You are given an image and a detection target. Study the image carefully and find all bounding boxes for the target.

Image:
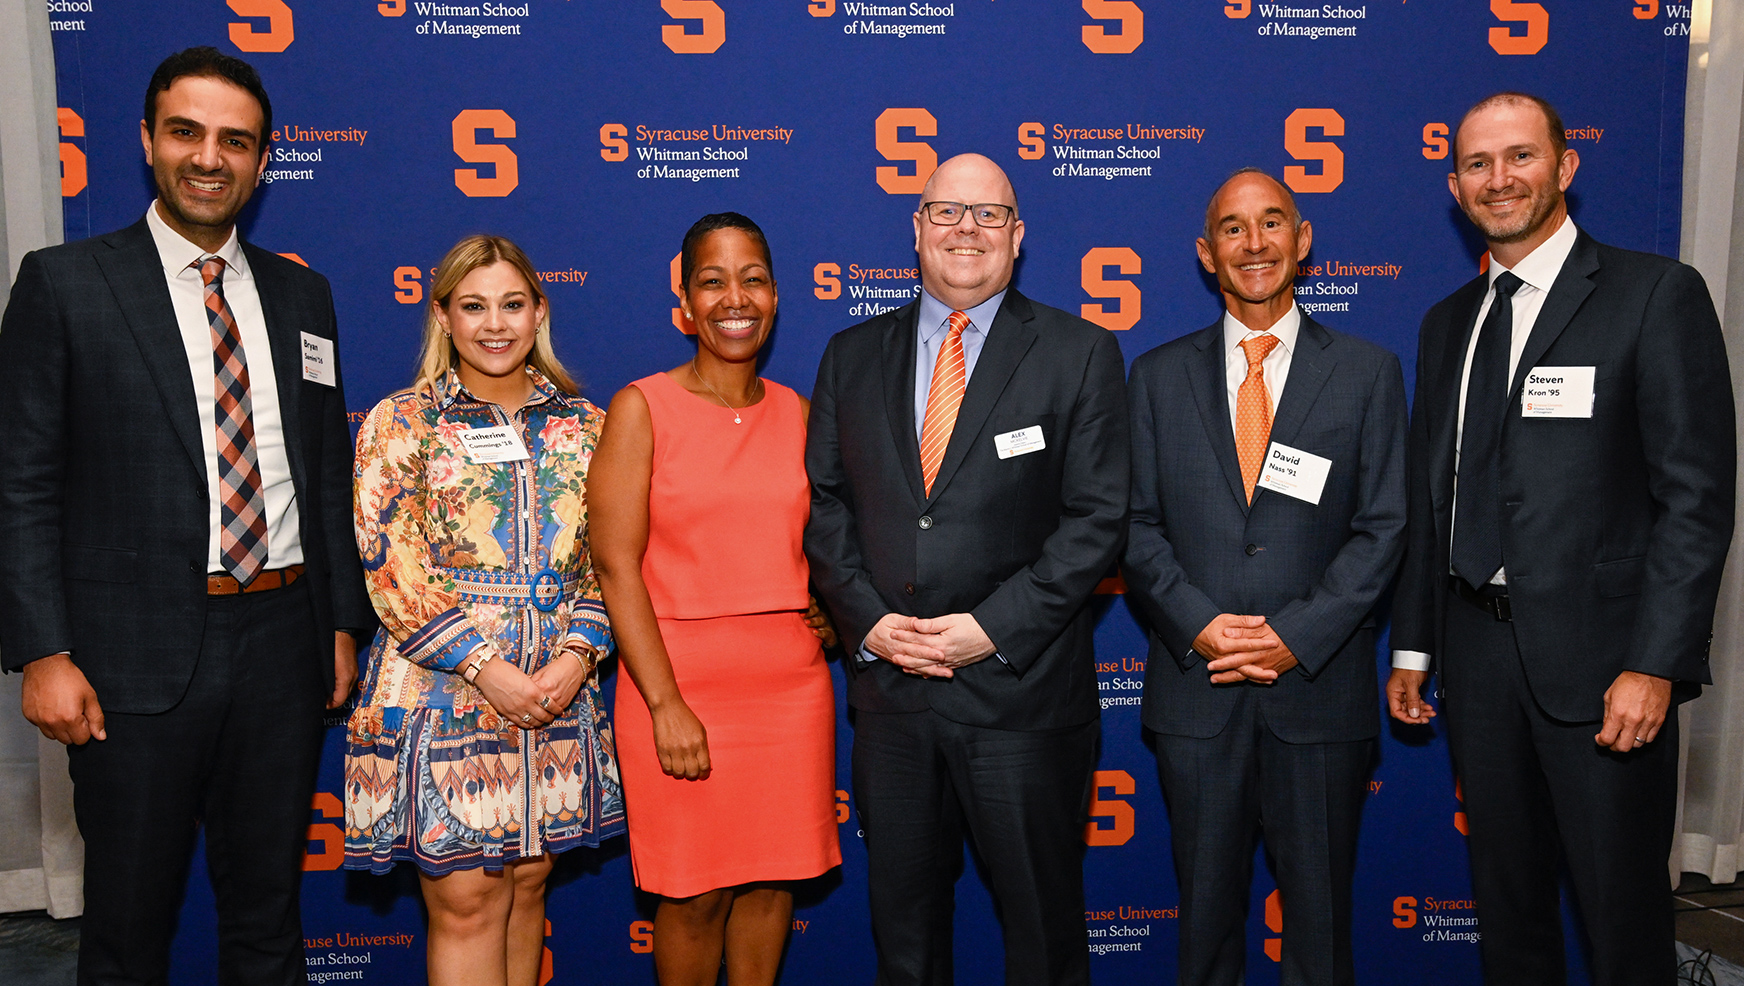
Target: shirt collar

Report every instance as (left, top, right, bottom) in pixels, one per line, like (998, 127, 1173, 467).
(1489, 215, 1577, 295)
(1221, 302, 1301, 357)
(917, 287, 1007, 346)
(434, 364, 569, 412)
(145, 201, 248, 280)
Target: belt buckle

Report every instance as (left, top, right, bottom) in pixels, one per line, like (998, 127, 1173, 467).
(531, 569, 563, 612)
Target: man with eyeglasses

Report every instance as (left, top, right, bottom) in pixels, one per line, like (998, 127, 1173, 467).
(806, 152, 1129, 985)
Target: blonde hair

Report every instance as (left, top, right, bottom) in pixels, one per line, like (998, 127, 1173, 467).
(412, 234, 577, 395)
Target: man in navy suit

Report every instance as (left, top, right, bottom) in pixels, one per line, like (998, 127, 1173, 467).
(1124, 168, 1407, 986)
(806, 153, 1129, 986)
(0, 49, 371, 986)
(1388, 92, 1733, 986)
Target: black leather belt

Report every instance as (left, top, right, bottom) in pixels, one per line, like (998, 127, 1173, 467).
(1450, 576, 1511, 621)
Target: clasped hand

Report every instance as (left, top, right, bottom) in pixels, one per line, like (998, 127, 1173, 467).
(472, 647, 588, 730)
(866, 612, 995, 679)
(1196, 614, 1297, 684)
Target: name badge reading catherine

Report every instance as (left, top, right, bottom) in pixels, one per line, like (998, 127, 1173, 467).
(300, 332, 337, 387)
(1256, 442, 1332, 505)
(456, 426, 531, 463)
(994, 426, 1046, 459)
(1521, 366, 1595, 418)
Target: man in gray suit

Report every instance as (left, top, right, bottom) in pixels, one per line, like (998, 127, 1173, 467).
(1124, 169, 1407, 986)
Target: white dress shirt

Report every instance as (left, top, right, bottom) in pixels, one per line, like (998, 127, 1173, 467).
(1392, 216, 1579, 672)
(145, 203, 303, 573)
(1222, 302, 1301, 434)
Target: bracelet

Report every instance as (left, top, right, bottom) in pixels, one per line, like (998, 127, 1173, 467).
(461, 652, 493, 684)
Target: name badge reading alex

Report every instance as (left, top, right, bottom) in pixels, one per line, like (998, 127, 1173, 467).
(300, 332, 337, 387)
(456, 426, 531, 463)
(994, 425, 1046, 459)
(1255, 442, 1332, 505)
(1521, 366, 1595, 418)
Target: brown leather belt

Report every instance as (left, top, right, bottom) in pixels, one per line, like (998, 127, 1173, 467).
(208, 564, 304, 596)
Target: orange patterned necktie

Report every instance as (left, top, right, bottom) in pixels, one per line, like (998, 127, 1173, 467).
(918, 310, 971, 497)
(1235, 332, 1281, 504)
(196, 256, 268, 583)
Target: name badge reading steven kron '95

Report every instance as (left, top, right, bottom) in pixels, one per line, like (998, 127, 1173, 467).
(1521, 366, 1595, 418)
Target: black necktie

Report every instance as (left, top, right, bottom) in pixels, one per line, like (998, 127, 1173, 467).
(1452, 271, 1525, 590)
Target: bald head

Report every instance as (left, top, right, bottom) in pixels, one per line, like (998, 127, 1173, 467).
(912, 152, 1026, 311)
(919, 153, 1019, 215)
(1203, 167, 1300, 241)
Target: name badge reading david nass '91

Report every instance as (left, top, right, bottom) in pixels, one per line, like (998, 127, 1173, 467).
(994, 425, 1047, 459)
(1256, 442, 1332, 505)
(456, 425, 531, 463)
(1521, 366, 1595, 418)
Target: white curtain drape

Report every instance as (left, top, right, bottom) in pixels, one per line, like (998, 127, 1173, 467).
(1675, 0, 1744, 886)
(0, 0, 82, 918)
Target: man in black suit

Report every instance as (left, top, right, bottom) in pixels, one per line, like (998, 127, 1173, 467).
(805, 153, 1129, 986)
(1124, 169, 1407, 986)
(1387, 92, 1734, 986)
(0, 49, 372, 986)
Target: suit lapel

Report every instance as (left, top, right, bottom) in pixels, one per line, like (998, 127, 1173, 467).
(1266, 316, 1335, 450)
(1429, 274, 1490, 509)
(1508, 231, 1600, 402)
(247, 244, 309, 495)
(94, 220, 206, 481)
(881, 300, 926, 505)
(1183, 322, 1250, 513)
(924, 290, 1037, 506)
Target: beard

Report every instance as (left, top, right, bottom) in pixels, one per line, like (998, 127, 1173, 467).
(1463, 165, 1563, 244)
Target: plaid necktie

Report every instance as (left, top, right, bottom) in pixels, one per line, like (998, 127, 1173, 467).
(196, 257, 268, 583)
(918, 310, 971, 497)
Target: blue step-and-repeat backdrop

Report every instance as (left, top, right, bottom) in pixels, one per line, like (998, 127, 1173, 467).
(44, 1, 1696, 983)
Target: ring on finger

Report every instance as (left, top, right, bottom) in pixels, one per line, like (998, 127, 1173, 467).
(539, 695, 552, 710)
(521, 713, 532, 724)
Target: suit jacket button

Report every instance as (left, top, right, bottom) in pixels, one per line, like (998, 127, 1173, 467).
(918, 515, 933, 530)
(905, 582, 915, 595)
(1245, 543, 1259, 556)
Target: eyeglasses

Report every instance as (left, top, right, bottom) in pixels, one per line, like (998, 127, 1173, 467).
(920, 201, 1017, 228)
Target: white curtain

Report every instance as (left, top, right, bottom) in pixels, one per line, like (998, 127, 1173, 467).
(1676, 0, 1744, 886)
(0, 0, 82, 918)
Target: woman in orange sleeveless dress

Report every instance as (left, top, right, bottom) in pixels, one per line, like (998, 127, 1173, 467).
(590, 213, 841, 986)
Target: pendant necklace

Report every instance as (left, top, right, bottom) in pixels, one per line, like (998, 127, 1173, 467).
(691, 359, 760, 425)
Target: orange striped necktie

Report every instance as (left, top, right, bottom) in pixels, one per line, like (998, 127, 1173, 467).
(918, 310, 971, 497)
(1235, 332, 1281, 504)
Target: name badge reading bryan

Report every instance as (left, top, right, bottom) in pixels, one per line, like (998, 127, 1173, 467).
(1255, 442, 1332, 505)
(994, 425, 1046, 459)
(1521, 366, 1595, 418)
(300, 332, 337, 387)
(456, 425, 531, 463)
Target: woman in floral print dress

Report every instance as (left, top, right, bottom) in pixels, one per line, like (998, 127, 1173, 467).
(344, 235, 624, 986)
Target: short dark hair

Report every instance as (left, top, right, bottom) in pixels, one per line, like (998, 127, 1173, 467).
(143, 47, 272, 145)
(679, 212, 773, 289)
(1456, 91, 1566, 160)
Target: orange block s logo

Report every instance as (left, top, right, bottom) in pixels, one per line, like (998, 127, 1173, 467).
(1080, 248, 1141, 332)
(1634, 0, 1658, 17)
(1393, 896, 1419, 928)
(1283, 108, 1344, 194)
(1226, 0, 1250, 16)
(1422, 123, 1450, 161)
(379, 0, 406, 14)
(227, 0, 294, 53)
(394, 266, 424, 304)
(1017, 123, 1046, 161)
(810, 0, 836, 14)
(1263, 890, 1282, 961)
(600, 124, 630, 162)
(57, 108, 86, 198)
(874, 108, 938, 195)
(1488, 0, 1548, 55)
(1081, 0, 1143, 53)
(452, 110, 518, 197)
(662, 0, 726, 54)
(814, 263, 842, 300)
(302, 792, 343, 871)
(1083, 770, 1135, 846)
(629, 920, 655, 953)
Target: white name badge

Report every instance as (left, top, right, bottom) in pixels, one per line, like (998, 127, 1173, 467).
(299, 332, 337, 387)
(1521, 366, 1596, 418)
(1256, 442, 1332, 505)
(994, 425, 1047, 459)
(456, 425, 531, 463)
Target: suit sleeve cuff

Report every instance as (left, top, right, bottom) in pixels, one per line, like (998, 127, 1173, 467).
(1391, 649, 1432, 671)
